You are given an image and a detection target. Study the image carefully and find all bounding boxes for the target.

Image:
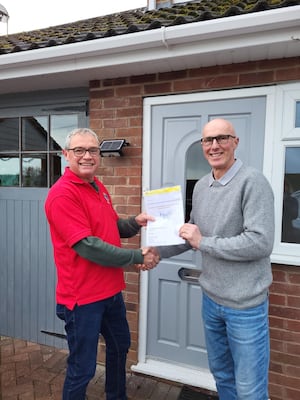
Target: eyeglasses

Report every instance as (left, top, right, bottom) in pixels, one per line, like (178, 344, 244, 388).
(200, 134, 236, 147)
(67, 147, 100, 157)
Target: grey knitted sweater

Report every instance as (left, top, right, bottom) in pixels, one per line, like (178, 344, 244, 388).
(157, 161, 275, 309)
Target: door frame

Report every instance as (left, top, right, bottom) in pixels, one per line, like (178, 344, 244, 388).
(131, 86, 276, 389)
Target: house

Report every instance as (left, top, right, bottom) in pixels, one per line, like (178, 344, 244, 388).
(0, 0, 300, 398)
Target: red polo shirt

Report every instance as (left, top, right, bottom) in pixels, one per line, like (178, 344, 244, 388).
(45, 167, 125, 310)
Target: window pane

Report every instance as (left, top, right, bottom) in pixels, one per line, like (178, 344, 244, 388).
(282, 147, 300, 243)
(0, 156, 20, 186)
(296, 102, 300, 128)
(50, 114, 80, 150)
(22, 117, 48, 151)
(22, 155, 47, 187)
(0, 118, 19, 151)
(50, 152, 67, 186)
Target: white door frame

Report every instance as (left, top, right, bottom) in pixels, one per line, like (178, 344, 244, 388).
(132, 86, 276, 390)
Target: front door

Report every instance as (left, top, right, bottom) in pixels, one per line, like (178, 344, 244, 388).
(146, 96, 266, 373)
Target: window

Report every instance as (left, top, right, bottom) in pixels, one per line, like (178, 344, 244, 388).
(270, 83, 300, 266)
(282, 147, 300, 244)
(0, 110, 87, 187)
(296, 101, 300, 128)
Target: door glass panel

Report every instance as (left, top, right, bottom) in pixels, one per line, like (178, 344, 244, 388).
(22, 155, 47, 187)
(185, 141, 211, 221)
(0, 156, 20, 186)
(0, 118, 19, 151)
(282, 147, 300, 243)
(22, 117, 48, 151)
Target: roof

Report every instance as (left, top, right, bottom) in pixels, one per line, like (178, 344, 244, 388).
(0, 0, 299, 96)
(0, 0, 298, 55)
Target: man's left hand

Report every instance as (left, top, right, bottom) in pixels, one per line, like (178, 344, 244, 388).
(179, 223, 202, 249)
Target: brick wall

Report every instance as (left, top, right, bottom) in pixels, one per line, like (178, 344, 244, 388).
(89, 56, 300, 399)
(269, 265, 300, 400)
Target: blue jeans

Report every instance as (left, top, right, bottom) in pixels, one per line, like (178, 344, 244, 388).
(202, 292, 270, 400)
(56, 292, 130, 400)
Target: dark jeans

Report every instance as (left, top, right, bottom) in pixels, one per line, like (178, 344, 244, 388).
(56, 292, 130, 400)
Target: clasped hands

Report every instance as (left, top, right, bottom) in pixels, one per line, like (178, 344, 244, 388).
(135, 218, 202, 272)
(136, 247, 160, 271)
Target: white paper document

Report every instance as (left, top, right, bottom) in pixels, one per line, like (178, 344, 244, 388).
(143, 185, 185, 246)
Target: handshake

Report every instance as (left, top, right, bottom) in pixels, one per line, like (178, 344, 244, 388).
(134, 221, 202, 272)
(136, 247, 161, 271)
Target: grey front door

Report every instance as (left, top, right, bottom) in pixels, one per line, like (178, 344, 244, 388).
(146, 96, 266, 369)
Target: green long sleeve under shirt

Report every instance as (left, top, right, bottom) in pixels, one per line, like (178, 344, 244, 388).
(73, 216, 144, 267)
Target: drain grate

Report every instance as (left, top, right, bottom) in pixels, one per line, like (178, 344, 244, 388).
(178, 386, 219, 400)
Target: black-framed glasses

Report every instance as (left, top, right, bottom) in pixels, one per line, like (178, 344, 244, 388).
(67, 147, 100, 157)
(200, 134, 236, 147)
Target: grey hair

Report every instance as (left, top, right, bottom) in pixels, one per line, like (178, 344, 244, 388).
(64, 128, 100, 149)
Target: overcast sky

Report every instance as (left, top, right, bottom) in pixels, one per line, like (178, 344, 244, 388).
(0, 0, 146, 35)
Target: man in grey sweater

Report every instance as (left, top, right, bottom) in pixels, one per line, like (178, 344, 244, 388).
(151, 118, 274, 400)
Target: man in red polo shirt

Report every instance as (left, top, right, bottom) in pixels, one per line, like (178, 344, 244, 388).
(45, 128, 158, 400)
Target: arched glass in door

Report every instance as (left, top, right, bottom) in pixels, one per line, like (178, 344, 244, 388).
(185, 141, 210, 221)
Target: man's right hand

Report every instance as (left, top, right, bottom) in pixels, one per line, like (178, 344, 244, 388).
(136, 247, 160, 271)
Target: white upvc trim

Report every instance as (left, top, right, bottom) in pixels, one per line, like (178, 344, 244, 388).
(131, 359, 216, 391)
(142, 86, 276, 106)
(270, 83, 300, 264)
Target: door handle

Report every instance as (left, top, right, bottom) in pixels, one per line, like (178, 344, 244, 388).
(178, 267, 201, 283)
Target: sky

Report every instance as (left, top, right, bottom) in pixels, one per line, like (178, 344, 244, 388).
(0, 0, 147, 35)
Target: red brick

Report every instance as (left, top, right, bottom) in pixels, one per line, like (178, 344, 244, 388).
(130, 74, 156, 84)
(276, 67, 300, 82)
(269, 293, 286, 306)
(158, 70, 187, 80)
(103, 77, 128, 86)
(288, 272, 300, 285)
(239, 71, 275, 85)
(116, 85, 142, 96)
(103, 118, 128, 128)
(116, 107, 142, 118)
(287, 296, 300, 308)
(144, 82, 172, 94)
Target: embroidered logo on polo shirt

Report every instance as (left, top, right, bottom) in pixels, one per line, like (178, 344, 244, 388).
(103, 193, 110, 204)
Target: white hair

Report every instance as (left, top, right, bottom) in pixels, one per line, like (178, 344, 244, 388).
(65, 128, 100, 149)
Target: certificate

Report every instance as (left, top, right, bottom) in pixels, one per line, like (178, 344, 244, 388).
(143, 185, 185, 246)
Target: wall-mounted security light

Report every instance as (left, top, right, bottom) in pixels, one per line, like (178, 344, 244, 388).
(99, 139, 129, 157)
